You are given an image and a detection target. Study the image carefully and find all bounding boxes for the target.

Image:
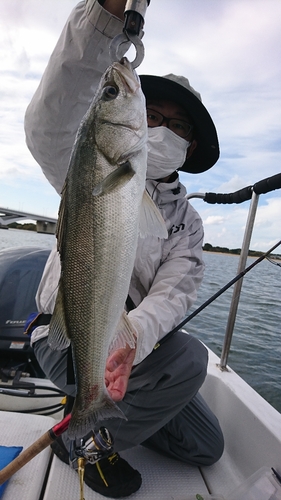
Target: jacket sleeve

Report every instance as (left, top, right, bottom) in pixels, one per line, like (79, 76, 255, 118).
(24, 0, 124, 194)
(128, 206, 205, 365)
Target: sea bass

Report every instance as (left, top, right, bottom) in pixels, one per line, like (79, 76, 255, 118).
(48, 58, 167, 439)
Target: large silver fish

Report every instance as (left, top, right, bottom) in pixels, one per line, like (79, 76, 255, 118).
(48, 58, 167, 439)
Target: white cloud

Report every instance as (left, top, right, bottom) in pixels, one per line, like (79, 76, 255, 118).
(217, 175, 247, 193)
(204, 215, 225, 226)
(255, 198, 281, 228)
(0, 0, 280, 252)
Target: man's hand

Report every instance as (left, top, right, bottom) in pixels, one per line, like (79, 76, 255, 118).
(102, 0, 127, 20)
(105, 344, 136, 401)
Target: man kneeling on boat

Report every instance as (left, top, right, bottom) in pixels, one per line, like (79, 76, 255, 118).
(24, 0, 224, 497)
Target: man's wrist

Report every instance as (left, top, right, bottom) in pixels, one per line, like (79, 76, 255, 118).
(100, 0, 126, 20)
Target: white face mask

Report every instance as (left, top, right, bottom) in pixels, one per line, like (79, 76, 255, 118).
(146, 127, 191, 180)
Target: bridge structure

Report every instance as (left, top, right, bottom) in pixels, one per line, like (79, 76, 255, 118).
(0, 207, 57, 234)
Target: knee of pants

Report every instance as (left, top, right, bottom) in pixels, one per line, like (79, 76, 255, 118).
(142, 411, 224, 467)
(200, 425, 225, 466)
(151, 392, 225, 467)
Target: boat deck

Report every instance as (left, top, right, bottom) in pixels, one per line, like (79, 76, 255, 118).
(0, 409, 217, 499)
(1, 349, 281, 499)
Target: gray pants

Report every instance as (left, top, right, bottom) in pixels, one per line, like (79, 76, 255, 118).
(33, 331, 224, 466)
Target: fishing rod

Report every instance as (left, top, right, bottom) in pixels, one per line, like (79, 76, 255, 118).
(0, 414, 70, 486)
(154, 239, 281, 349)
(0, 413, 113, 488)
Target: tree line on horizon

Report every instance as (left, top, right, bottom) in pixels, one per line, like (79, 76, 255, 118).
(203, 242, 281, 259)
(5, 222, 281, 259)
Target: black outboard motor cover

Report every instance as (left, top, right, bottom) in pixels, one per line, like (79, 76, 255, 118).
(0, 247, 50, 357)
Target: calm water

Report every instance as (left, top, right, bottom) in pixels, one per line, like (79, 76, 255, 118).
(186, 251, 281, 413)
(0, 228, 55, 251)
(1, 229, 280, 412)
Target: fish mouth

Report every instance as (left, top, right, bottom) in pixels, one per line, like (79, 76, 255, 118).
(112, 57, 141, 95)
(99, 119, 148, 147)
(100, 120, 142, 132)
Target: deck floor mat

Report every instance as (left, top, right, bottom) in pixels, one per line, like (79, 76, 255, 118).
(0, 411, 55, 500)
(44, 445, 209, 499)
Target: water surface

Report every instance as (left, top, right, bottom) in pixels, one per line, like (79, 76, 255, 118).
(1, 229, 280, 412)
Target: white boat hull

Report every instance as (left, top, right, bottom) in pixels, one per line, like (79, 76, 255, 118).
(1, 347, 281, 499)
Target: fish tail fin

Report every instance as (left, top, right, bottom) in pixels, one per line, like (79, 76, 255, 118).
(68, 394, 126, 440)
(139, 190, 168, 239)
(48, 285, 71, 350)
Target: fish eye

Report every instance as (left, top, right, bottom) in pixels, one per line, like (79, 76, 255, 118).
(102, 85, 118, 101)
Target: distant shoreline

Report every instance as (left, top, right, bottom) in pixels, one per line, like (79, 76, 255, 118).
(203, 243, 281, 260)
(203, 251, 261, 259)
(3, 223, 281, 260)
(204, 250, 240, 257)
(203, 249, 281, 260)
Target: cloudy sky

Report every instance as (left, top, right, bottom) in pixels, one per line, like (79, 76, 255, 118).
(1, 0, 281, 253)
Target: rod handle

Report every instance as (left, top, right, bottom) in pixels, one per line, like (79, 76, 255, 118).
(0, 430, 53, 485)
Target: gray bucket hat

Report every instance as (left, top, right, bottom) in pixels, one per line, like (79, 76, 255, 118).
(139, 73, 219, 174)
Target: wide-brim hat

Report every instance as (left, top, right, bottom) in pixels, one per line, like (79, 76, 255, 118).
(139, 74, 219, 174)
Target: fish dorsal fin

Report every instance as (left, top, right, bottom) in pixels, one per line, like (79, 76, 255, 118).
(56, 181, 68, 258)
(139, 190, 168, 239)
(108, 311, 136, 355)
(48, 284, 71, 350)
(92, 161, 135, 196)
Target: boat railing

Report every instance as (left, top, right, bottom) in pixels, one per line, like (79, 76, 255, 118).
(186, 172, 281, 370)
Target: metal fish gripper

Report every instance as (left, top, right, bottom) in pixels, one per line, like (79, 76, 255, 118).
(110, 0, 149, 68)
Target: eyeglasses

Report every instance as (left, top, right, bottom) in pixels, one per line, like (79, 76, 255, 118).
(146, 108, 194, 139)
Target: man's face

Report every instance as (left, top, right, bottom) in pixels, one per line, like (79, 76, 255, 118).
(146, 99, 194, 142)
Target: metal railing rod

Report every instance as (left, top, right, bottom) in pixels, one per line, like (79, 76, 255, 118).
(219, 190, 260, 369)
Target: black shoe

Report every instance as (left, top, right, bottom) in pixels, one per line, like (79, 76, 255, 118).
(50, 435, 69, 465)
(51, 436, 142, 498)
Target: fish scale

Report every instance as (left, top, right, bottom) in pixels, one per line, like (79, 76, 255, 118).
(48, 58, 167, 439)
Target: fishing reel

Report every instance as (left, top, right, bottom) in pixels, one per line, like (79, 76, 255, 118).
(69, 427, 114, 470)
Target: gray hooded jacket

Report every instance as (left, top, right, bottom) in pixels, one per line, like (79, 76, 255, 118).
(24, 0, 205, 364)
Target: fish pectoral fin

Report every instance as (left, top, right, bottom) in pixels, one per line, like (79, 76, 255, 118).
(109, 311, 136, 355)
(48, 285, 71, 350)
(139, 190, 168, 239)
(92, 161, 135, 196)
